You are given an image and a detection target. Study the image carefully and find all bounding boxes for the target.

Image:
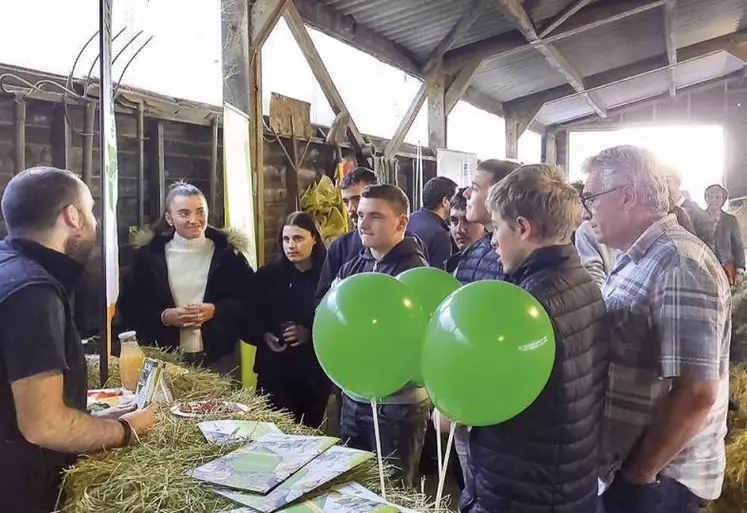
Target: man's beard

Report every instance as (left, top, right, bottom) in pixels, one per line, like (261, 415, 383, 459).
(64, 218, 97, 264)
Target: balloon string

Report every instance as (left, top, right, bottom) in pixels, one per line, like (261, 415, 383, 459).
(371, 398, 387, 501)
(435, 422, 456, 508)
(434, 409, 443, 484)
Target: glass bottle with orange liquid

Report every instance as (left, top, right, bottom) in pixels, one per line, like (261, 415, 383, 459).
(119, 331, 145, 391)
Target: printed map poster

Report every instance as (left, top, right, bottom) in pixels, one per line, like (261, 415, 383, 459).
(190, 434, 338, 494)
(198, 420, 282, 445)
(215, 446, 374, 513)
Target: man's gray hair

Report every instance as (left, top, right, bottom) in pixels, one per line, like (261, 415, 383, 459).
(486, 164, 581, 242)
(582, 145, 669, 215)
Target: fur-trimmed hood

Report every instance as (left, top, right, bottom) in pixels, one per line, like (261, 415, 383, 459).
(130, 226, 251, 255)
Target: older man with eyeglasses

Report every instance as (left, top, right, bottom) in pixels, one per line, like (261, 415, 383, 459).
(584, 145, 731, 513)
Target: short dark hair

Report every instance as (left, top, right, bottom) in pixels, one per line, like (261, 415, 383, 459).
(1, 166, 83, 235)
(705, 183, 728, 201)
(451, 187, 468, 211)
(340, 167, 377, 190)
(570, 181, 585, 197)
(360, 184, 410, 216)
(422, 176, 458, 210)
(278, 211, 327, 271)
(477, 159, 521, 185)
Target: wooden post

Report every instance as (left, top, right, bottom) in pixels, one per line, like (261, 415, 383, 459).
(428, 70, 447, 149)
(52, 104, 71, 171)
(136, 102, 146, 226)
(13, 95, 26, 174)
(209, 115, 220, 225)
(506, 119, 519, 160)
(155, 121, 165, 213)
(250, 52, 265, 264)
(543, 131, 557, 165)
(82, 102, 96, 186)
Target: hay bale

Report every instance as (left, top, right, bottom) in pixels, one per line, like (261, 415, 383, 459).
(69, 349, 440, 513)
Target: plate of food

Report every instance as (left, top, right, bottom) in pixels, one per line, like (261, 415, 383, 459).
(170, 399, 250, 418)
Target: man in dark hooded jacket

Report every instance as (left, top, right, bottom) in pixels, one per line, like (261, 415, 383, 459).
(335, 184, 430, 488)
(461, 164, 607, 513)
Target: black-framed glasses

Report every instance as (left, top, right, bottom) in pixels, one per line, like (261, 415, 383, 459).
(580, 186, 626, 215)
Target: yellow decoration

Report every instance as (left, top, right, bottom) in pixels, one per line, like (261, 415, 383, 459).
(300, 175, 349, 245)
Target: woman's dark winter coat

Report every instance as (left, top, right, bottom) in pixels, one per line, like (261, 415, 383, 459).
(117, 227, 255, 363)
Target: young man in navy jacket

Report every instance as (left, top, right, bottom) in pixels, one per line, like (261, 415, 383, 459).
(408, 176, 458, 269)
(335, 184, 430, 488)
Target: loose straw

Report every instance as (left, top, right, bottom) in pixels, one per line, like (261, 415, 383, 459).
(371, 398, 387, 501)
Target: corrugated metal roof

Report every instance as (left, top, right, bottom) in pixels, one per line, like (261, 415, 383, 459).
(536, 94, 595, 125)
(675, 51, 745, 89)
(674, 0, 747, 48)
(594, 70, 670, 109)
(313, 0, 747, 127)
(472, 50, 568, 102)
(554, 12, 666, 77)
(321, 0, 514, 60)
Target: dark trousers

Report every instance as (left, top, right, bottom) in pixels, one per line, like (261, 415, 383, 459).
(341, 394, 429, 488)
(600, 475, 706, 513)
(258, 374, 331, 429)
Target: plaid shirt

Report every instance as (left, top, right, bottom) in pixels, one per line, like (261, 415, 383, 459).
(601, 214, 731, 500)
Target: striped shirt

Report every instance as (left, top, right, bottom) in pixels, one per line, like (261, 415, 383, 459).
(600, 214, 731, 500)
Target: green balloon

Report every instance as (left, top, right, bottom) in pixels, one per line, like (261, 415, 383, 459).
(396, 267, 461, 385)
(396, 267, 461, 319)
(314, 273, 428, 400)
(422, 280, 555, 427)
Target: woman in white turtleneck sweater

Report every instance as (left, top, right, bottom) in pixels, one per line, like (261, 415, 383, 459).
(118, 182, 256, 373)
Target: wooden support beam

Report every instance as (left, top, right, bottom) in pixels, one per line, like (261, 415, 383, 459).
(421, 0, 485, 75)
(250, 52, 266, 265)
(384, 68, 441, 159)
(82, 102, 96, 186)
(209, 115, 219, 225)
(291, 0, 502, 121)
(538, 0, 593, 38)
(508, 30, 747, 114)
(136, 102, 145, 226)
(493, 0, 607, 118)
(428, 70, 447, 149)
(153, 121, 166, 215)
(727, 40, 747, 64)
(445, 58, 483, 114)
(13, 95, 25, 174)
(251, 0, 288, 49)
(222, 0, 251, 114)
(51, 104, 71, 171)
(284, 1, 366, 152)
(663, 0, 677, 97)
(543, 131, 557, 165)
(444, 0, 664, 72)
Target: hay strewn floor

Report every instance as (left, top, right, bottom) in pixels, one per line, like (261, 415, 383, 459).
(68, 349, 440, 513)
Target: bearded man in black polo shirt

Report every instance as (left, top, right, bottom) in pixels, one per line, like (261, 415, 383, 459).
(0, 167, 156, 513)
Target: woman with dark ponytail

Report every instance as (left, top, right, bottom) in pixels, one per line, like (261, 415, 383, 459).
(118, 182, 255, 373)
(253, 211, 330, 428)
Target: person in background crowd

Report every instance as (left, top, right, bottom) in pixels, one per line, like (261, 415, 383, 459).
(118, 182, 254, 374)
(705, 183, 745, 286)
(461, 164, 607, 513)
(663, 165, 713, 247)
(446, 187, 486, 273)
(408, 176, 458, 269)
(456, 159, 521, 284)
(253, 212, 330, 428)
(0, 167, 156, 513)
(316, 168, 427, 302)
(584, 146, 730, 513)
(336, 184, 429, 487)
